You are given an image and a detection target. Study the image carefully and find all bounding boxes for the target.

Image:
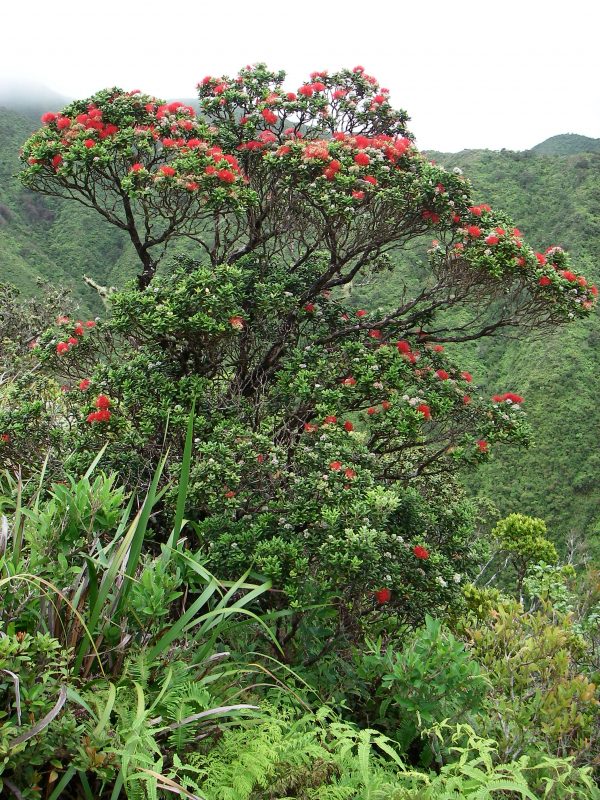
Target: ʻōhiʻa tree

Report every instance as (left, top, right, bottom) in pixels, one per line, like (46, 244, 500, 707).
(12, 65, 596, 650)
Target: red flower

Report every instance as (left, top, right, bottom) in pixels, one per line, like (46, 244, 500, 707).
(41, 112, 57, 124)
(78, 379, 91, 391)
(323, 415, 337, 424)
(461, 371, 473, 383)
(286, 92, 297, 101)
(342, 376, 357, 386)
(476, 440, 488, 453)
(311, 81, 326, 92)
(417, 403, 431, 420)
(463, 395, 472, 405)
(536, 253, 547, 265)
(304, 422, 318, 433)
(87, 409, 111, 423)
(229, 315, 244, 330)
(224, 490, 236, 498)
(367, 407, 378, 415)
(67, 336, 78, 346)
(303, 303, 315, 313)
(397, 340, 411, 354)
(492, 392, 524, 404)
(354, 152, 370, 166)
(130, 163, 144, 172)
(363, 175, 377, 186)
(1, 434, 11, 443)
(433, 344, 444, 352)
(539, 276, 551, 287)
(84, 139, 96, 148)
(159, 165, 176, 177)
(466, 225, 481, 238)
(329, 460, 342, 471)
(261, 108, 278, 125)
(51, 154, 63, 170)
(352, 190, 365, 200)
(375, 587, 391, 604)
(217, 168, 235, 183)
(257, 453, 264, 463)
(590, 285, 598, 297)
(484, 234, 499, 245)
(344, 421, 354, 432)
(95, 394, 111, 409)
(56, 342, 69, 355)
(298, 85, 314, 97)
(344, 468, 356, 479)
(356, 309, 367, 318)
(381, 400, 391, 410)
(74, 323, 84, 336)
(435, 369, 449, 380)
(413, 545, 430, 560)
(86, 320, 96, 328)
(559, 270, 577, 282)
(369, 329, 381, 339)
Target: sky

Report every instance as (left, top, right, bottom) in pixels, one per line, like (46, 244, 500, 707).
(1, 0, 599, 152)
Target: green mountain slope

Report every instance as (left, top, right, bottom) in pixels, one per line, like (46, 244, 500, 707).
(0, 107, 139, 312)
(425, 148, 600, 555)
(531, 133, 600, 156)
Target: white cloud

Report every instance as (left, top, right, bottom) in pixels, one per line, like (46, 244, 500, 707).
(2, 0, 599, 151)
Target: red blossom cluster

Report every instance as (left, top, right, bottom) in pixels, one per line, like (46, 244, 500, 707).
(492, 392, 524, 404)
(327, 462, 356, 479)
(413, 545, 430, 560)
(35, 93, 247, 193)
(374, 587, 391, 604)
(417, 403, 431, 420)
(55, 319, 96, 354)
(86, 394, 111, 424)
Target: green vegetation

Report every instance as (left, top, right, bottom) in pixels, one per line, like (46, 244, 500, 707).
(530, 134, 600, 156)
(0, 65, 599, 798)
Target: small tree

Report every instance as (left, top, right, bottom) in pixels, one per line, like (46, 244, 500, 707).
(10, 65, 596, 651)
(492, 513, 558, 600)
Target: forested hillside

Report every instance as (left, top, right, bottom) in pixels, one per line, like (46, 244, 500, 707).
(0, 107, 137, 310)
(1, 101, 599, 553)
(429, 148, 600, 556)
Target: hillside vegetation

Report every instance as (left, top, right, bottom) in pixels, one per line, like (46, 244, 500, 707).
(428, 147, 600, 556)
(531, 133, 600, 156)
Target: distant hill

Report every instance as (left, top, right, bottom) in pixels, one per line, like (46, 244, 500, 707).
(530, 133, 600, 156)
(0, 81, 71, 122)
